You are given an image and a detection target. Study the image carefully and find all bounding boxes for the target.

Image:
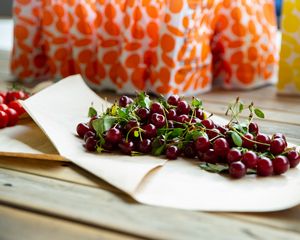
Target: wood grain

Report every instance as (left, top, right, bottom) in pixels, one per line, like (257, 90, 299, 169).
(0, 205, 141, 240)
(0, 168, 300, 240)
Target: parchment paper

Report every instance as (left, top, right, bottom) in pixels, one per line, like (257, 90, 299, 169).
(17, 75, 300, 211)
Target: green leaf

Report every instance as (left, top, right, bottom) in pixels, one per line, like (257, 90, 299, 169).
(191, 130, 205, 141)
(199, 163, 229, 174)
(88, 106, 97, 117)
(168, 128, 184, 139)
(231, 132, 243, 147)
(137, 92, 151, 109)
(92, 115, 116, 135)
(192, 98, 203, 108)
(151, 138, 166, 156)
(254, 108, 265, 119)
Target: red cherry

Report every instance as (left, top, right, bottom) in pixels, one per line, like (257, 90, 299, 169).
(5, 108, 19, 126)
(191, 117, 201, 124)
(195, 136, 210, 153)
(270, 138, 286, 155)
(176, 100, 190, 115)
(142, 124, 157, 138)
(8, 100, 26, 115)
(207, 128, 220, 140)
(119, 95, 133, 107)
(0, 110, 9, 128)
(213, 138, 230, 157)
(286, 150, 300, 168)
(242, 133, 255, 149)
(85, 137, 98, 152)
(0, 103, 8, 112)
(227, 148, 242, 164)
(167, 95, 180, 106)
(76, 123, 90, 138)
(6, 91, 26, 103)
(257, 157, 273, 177)
(166, 145, 179, 160)
(139, 139, 152, 153)
(177, 114, 189, 123)
(105, 128, 122, 144)
(241, 151, 258, 169)
(0, 96, 4, 104)
(151, 113, 166, 128)
(84, 131, 96, 142)
(150, 102, 164, 115)
(195, 108, 205, 120)
(273, 155, 290, 175)
(0, 92, 6, 100)
(201, 119, 214, 129)
(229, 162, 246, 179)
(136, 108, 149, 121)
(256, 133, 271, 152)
(249, 122, 259, 135)
(202, 149, 218, 164)
(166, 108, 177, 120)
(118, 140, 134, 155)
(183, 142, 196, 158)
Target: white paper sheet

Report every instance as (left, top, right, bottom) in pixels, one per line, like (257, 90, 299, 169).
(18, 75, 300, 211)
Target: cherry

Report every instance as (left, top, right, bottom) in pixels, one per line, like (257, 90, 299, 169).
(150, 102, 164, 115)
(0, 110, 9, 128)
(166, 108, 177, 120)
(249, 122, 259, 135)
(195, 108, 205, 120)
(241, 151, 258, 169)
(270, 138, 286, 155)
(76, 123, 90, 138)
(102, 141, 114, 151)
(202, 149, 218, 164)
(136, 108, 150, 121)
(227, 148, 242, 163)
(167, 120, 175, 129)
(273, 155, 290, 175)
(176, 100, 190, 115)
(118, 140, 134, 155)
(0, 92, 6, 100)
(5, 108, 19, 127)
(273, 133, 287, 147)
(191, 117, 201, 124)
(216, 125, 227, 135)
(201, 119, 214, 129)
(195, 136, 210, 153)
(139, 139, 152, 153)
(207, 128, 220, 140)
(256, 133, 271, 152)
(0, 103, 8, 112)
(286, 150, 300, 168)
(166, 145, 179, 160)
(84, 131, 96, 142)
(6, 91, 25, 103)
(177, 114, 189, 123)
(257, 157, 273, 176)
(105, 128, 122, 144)
(151, 113, 166, 128)
(119, 95, 133, 107)
(142, 124, 157, 138)
(85, 136, 98, 152)
(8, 100, 25, 115)
(167, 95, 180, 106)
(242, 133, 255, 149)
(183, 142, 197, 158)
(229, 162, 246, 179)
(125, 120, 139, 132)
(213, 138, 230, 157)
(0, 96, 4, 104)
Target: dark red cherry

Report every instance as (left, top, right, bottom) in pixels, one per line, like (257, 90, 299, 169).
(167, 95, 180, 106)
(77, 123, 90, 138)
(241, 151, 258, 169)
(136, 108, 150, 121)
(286, 150, 300, 168)
(213, 138, 230, 157)
(201, 119, 214, 129)
(229, 162, 246, 179)
(150, 102, 164, 115)
(176, 100, 190, 115)
(273, 155, 290, 175)
(270, 138, 286, 155)
(202, 149, 218, 164)
(167, 108, 177, 120)
(119, 95, 133, 107)
(242, 133, 255, 149)
(142, 124, 157, 138)
(177, 114, 189, 123)
(256, 133, 271, 152)
(105, 128, 122, 144)
(151, 113, 166, 128)
(249, 122, 259, 135)
(84, 131, 96, 142)
(195, 108, 205, 120)
(195, 136, 210, 153)
(207, 128, 220, 140)
(139, 139, 152, 153)
(166, 145, 179, 160)
(183, 142, 196, 158)
(85, 137, 98, 152)
(118, 140, 134, 155)
(227, 148, 242, 164)
(257, 157, 273, 177)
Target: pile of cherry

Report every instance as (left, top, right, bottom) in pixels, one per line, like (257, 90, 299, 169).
(76, 94, 300, 179)
(0, 90, 29, 128)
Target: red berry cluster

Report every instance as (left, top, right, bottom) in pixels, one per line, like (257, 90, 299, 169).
(76, 93, 300, 179)
(0, 90, 29, 128)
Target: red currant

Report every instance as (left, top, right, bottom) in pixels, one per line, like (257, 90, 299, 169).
(229, 162, 246, 179)
(273, 155, 289, 175)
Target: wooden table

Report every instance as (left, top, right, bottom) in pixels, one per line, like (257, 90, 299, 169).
(1, 49, 300, 240)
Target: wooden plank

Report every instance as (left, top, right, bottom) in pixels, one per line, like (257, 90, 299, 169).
(0, 168, 300, 240)
(0, 205, 141, 240)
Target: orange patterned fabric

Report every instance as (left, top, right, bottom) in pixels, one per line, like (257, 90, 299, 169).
(11, 0, 278, 95)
